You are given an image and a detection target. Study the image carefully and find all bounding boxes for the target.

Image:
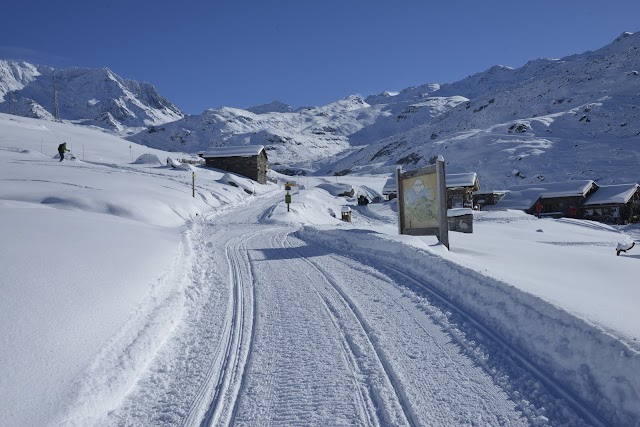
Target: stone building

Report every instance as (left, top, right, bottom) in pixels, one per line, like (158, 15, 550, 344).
(201, 145, 268, 184)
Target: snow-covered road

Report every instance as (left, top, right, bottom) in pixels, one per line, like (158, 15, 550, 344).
(88, 194, 599, 427)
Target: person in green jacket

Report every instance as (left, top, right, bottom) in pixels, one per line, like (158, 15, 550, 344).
(58, 142, 69, 162)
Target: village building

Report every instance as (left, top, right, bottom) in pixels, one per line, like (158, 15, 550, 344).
(382, 177, 397, 200)
(472, 191, 507, 209)
(582, 183, 640, 224)
(382, 172, 479, 206)
(201, 145, 268, 184)
(446, 172, 479, 208)
(486, 180, 598, 217)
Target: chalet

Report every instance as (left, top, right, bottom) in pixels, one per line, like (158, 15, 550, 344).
(486, 180, 598, 217)
(201, 145, 268, 184)
(582, 183, 640, 224)
(382, 177, 397, 200)
(446, 172, 479, 208)
(472, 191, 506, 209)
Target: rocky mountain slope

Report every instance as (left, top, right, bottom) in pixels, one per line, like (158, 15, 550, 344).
(334, 31, 640, 189)
(127, 95, 386, 168)
(125, 32, 640, 189)
(0, 61, 183, 133)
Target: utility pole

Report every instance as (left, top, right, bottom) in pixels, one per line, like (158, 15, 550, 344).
(10, 93, 16, 116)
(52, 75, 60, 121)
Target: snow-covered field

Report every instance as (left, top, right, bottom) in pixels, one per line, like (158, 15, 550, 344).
(1, 113, 639, 426)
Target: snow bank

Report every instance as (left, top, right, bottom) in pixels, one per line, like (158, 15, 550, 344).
(216, 172, 278, 196)
(133, 153, 161, 165)
(317, 182, 354, 196)
(0, 114, 279, 426)
(166, 157, 196, 171)
(264, 187, 345, 226)
(0, 200, 185, 427)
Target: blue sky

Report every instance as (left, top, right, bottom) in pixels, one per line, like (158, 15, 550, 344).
(2, 1, 639, 114)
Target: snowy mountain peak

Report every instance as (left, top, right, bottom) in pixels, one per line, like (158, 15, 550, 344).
(615, 31, 635, 42)
(0, 60, 40, 101)
(0, 61, 184, 133)
(324, 95, 369, 111)
(246, 100, 293, 114)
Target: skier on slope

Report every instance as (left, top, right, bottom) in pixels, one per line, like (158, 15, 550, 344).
(58, 142, 69, 162)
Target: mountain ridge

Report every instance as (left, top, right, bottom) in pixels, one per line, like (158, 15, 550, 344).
(1, 32, 639, 189)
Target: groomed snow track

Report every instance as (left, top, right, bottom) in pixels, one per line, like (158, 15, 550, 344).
(97, 195, 629, 426)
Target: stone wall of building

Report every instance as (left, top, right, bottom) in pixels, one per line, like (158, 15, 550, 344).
(205, 152, 267, 184)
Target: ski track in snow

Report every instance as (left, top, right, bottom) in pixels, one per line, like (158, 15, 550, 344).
(88, 194, 599, 426)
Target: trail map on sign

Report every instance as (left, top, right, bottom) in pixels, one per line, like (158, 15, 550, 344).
(402, 174, 438, 228)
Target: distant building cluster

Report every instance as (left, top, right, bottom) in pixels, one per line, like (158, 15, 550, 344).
(384, 173, 640, 225)
(479, 180, 640, 224)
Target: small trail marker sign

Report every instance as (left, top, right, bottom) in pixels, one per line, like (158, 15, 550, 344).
(284, 182, 296, 212)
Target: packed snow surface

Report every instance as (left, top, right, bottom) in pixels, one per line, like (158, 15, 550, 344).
(1, 113, 639, 426)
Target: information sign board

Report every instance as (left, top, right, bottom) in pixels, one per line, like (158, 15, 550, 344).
(397, 156, 449, 249)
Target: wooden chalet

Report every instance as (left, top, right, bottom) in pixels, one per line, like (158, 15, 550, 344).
(582, 183, 640, 224)
(446, 172, 479, 209)
(486, 180, 599, 217)
(201, 145, 268, 184)
(530, 181, 598, 217)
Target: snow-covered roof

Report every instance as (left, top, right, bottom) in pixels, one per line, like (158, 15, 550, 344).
(446, 172, 478, 189)
(382, 177, 396, 194)
(202, 145, 265, 158)
(509, 180, 596, 198)
(485, 188, 542, 210)
(487, 180, 597, 211)
(583, 183, 640, 206)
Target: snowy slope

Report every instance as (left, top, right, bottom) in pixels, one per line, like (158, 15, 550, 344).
(126, 96, 383, 167)
(0, 60, 184, 132)
(0, 113, 277, 426)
